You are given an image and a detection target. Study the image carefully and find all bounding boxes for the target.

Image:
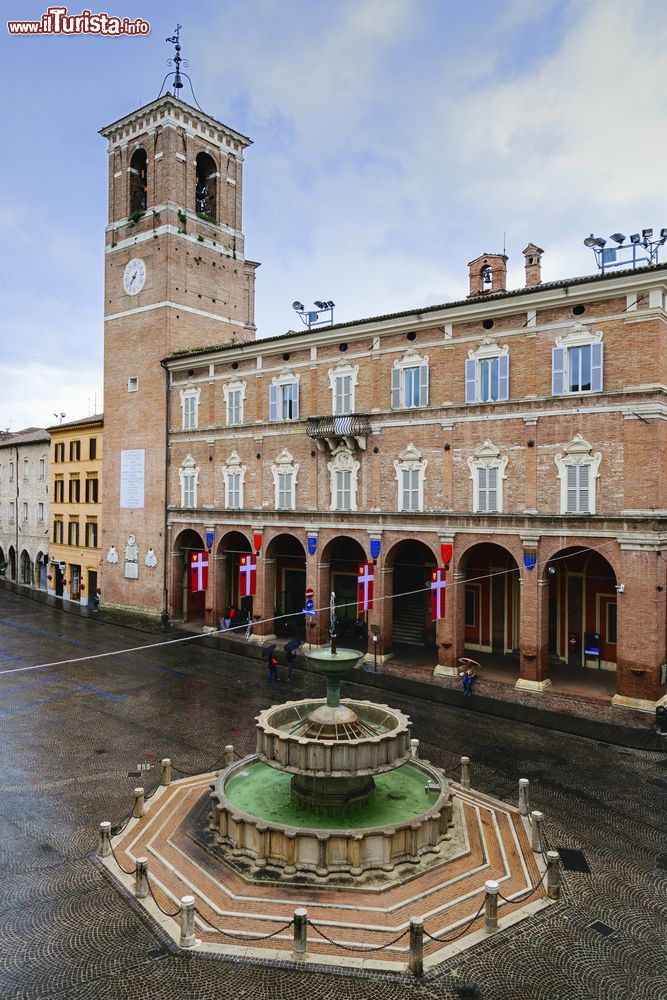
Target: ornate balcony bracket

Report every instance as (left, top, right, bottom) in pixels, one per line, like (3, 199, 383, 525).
(307, 414, 370, 453)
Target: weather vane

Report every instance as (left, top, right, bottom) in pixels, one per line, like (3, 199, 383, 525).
(158, 24, 204, 110)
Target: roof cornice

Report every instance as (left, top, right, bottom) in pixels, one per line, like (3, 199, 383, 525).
(99, 93, 252, 148)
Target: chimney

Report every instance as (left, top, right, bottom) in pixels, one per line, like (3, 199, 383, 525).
(468, 253, 508, 297)
(522, 244, 544, 286)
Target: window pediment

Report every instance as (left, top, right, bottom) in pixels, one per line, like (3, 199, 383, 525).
(468, 337, 508, 361)
(394, 350, 429, 370)
(555, 323, 603, 349)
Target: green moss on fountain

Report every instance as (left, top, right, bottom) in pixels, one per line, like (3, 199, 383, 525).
(225, 760, 433, 829)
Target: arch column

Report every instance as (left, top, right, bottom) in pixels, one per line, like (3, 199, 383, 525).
(437, 570, 465, 673)
(516, 570, 551, 691)
(312, 561, 330, 645)
(613, 546, 667, 711)
(205, 543, 217, 628)
(254, 557, 276, 637)
(367, 565, 393, 661)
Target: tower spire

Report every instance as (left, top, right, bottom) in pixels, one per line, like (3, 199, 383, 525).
(158, 24, 204, 110)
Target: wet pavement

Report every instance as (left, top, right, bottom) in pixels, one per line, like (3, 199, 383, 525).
(0, 587, 666, 999)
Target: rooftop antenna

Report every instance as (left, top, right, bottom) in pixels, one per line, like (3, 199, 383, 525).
(53, 412, 66, 425)
(503, 230, 506, 255)
(158, 24, 204, 111)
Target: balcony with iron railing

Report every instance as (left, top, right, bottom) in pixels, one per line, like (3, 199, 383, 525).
(306, 413, 371, 452)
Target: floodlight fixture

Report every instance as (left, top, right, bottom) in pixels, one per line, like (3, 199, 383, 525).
(610, 233, 626, 244)
(630, 233, 640, 244)
(642, 228, 653, 239)
(292, 301, 304, 311)
(313, 300, 327, 309)
(594, 237, 607, 248)
(291, 296, 335, 329)
(585, 224, 666, 272)
(583, 234, 598, 248)
(327, 300, 335, 308)
(660, 228, 667, 239)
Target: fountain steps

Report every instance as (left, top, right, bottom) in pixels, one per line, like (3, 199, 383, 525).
(103, 773, 549, 971)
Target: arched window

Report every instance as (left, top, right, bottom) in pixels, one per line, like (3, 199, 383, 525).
(129, 148, 147, 215)
(195, 152, 217, 220)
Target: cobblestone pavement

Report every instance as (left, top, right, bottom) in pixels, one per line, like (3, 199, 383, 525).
(0, 588, 665, 1000)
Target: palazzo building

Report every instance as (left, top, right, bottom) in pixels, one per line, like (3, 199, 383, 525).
(47, 415, 103, 606)
(0, 428, 50, 589)
(99, 85, 667, 717)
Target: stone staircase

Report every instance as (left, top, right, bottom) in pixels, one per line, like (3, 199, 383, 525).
(393, 593, 427, 645)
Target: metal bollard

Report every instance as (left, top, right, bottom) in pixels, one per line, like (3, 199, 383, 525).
(460, 756, 471, 789)
(133, 787, 145, 819)
(135, 857, 149, 899)
(223, 745, 234, 767)
(161, 758, 172, 786)
(97, 820, 112, 857)
(484, 880, 499, 933)
(530, 810, 544, 853)
(518, 778, 530, 816)
(410, 738, 420, 759)
(179, 895, 197, 948)
(293, 907, 308, 958)
(408, 917, 424, 977)
(546, 850, 561, 900)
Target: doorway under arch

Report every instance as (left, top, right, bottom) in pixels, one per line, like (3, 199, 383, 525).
(266, 533, 306, 637)
(217, 530, 253, 623)
(20, 550, 33, 586)
(545, 546, 617, 672)
(462, 543, 521, 662)
(172, 528, 207, 622)
(320, 536, 367, 637)
(386, 539, 437, 649)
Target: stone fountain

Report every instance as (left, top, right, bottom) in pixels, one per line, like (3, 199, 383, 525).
(210, 599, 452, 878)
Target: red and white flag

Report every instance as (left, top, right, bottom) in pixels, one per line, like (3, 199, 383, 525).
(191, 551, 209, 592)
(357, 562, 374, 614)
(431, 568, 446, 621)
(239, 554, 257, 597)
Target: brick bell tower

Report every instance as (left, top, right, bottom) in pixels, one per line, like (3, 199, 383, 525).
(99, 32, 257, 614)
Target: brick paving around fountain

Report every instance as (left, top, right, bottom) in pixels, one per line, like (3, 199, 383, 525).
(102, 770, 551, 973)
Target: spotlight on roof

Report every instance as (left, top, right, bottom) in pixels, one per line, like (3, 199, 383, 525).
(660, 228, 667, 239)
(594, 237, 607, 248)
(313, 300, 327, 309)
(292, 301, 304, 311)
(642, 228, 653, 239)
(327, 300, 335, 308)
(610, 233, 626, 244)
(583, 234, 598, 248)
(630, 233, 640, 244)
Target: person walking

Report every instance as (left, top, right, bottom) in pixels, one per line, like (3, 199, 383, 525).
(268, 650, 279, 684)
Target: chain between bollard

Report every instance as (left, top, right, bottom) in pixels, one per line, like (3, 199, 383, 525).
(110, 811, 133, 837)
(145, 873, 180, 917)
(496, 866, 548, 903)
(109, 840, 137, 876)
(308, 920, 408, 952)
(194, 906, 294, 941)
(422, 896, 486, 944)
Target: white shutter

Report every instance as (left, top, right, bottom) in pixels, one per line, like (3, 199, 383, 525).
(566, 465, 578, 513)
(552, 348, 566, 395)
(401, 469, 410, 510)
(411, 468, 420, 510)
(487, 467, 498, 512)
(465, 358, 477, 404)
(391, 367, 401, 409)
(478, 467, 487, 512)
(578, 464, 590, 512)
(292, 381, 299, 419)
(269, 383, 278, 421)
(590, 342, 603, 393)
(497, 353, 509, 401)
(420, 363, 429, 406)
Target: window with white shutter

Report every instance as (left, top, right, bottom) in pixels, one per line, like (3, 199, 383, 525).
(226, 472, 241, 509)
(468, 440, 507, 513)
(334, 374, 352, 415)
(555, 435, 600, 514)
(336, 470, 352, 509)
(224, 380, 246, 426)
(271, 448, 299, 510)
(552, 326, 604, 396)
(391, 354, 429, 409)
(269, 376, 300, 421)
(277, 472, 293, 509)
(394, 443, 427, 512)
(179, 454, 199, 509)
(180, 386, 200, 430)
(465, 342, 509, 404)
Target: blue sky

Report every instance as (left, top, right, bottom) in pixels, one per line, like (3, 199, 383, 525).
(2, 0, 666, 429)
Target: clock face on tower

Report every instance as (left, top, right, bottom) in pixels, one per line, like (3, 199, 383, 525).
(123, 258, 146, 296)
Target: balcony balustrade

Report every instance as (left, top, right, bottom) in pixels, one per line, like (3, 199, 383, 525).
(306, 413, 371, 452)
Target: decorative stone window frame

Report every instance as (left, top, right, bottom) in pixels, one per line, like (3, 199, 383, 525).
(554, 434, 601, 514)
(223, 379, 246, 426)
(467, 440, 508, 513)
(269, 371, 300, 422)
(391, 350, 429, 410)
(221, 451, 246, 510)
(552, 323, 603, 396)
(271, 448, 299, 510)
(465, 337, 509, 404)
(328, 444, 360, 511)
(180, 384, 201, 431)
(178, 453, 199, 509)
(393, 443, 428, 512)
(328, 363, 359, 416)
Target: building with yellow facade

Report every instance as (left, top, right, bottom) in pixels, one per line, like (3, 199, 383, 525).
(47, 415, 103, 606)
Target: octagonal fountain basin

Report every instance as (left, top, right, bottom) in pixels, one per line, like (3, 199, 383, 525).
(211, 756, 452, 877)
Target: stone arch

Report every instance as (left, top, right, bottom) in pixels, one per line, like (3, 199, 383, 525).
(171, 527, 206, 622)
(195, 151, 218, 220)
(459, 541, 522, 662)
(8, 546, 16, 581)
(384, 537, 438, 650)
(542, 544, 617, 672)
(265, 532, 307, 637)
(129, 147, 147, 215)
(216, 529, 253, 623)
(20, 549, 33, 586)
(320, 535, 368, 639)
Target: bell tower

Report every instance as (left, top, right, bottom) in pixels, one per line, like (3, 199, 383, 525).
(99, 32, 258, 614)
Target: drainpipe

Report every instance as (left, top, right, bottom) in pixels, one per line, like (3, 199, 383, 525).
(160, 358, 170, 628)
